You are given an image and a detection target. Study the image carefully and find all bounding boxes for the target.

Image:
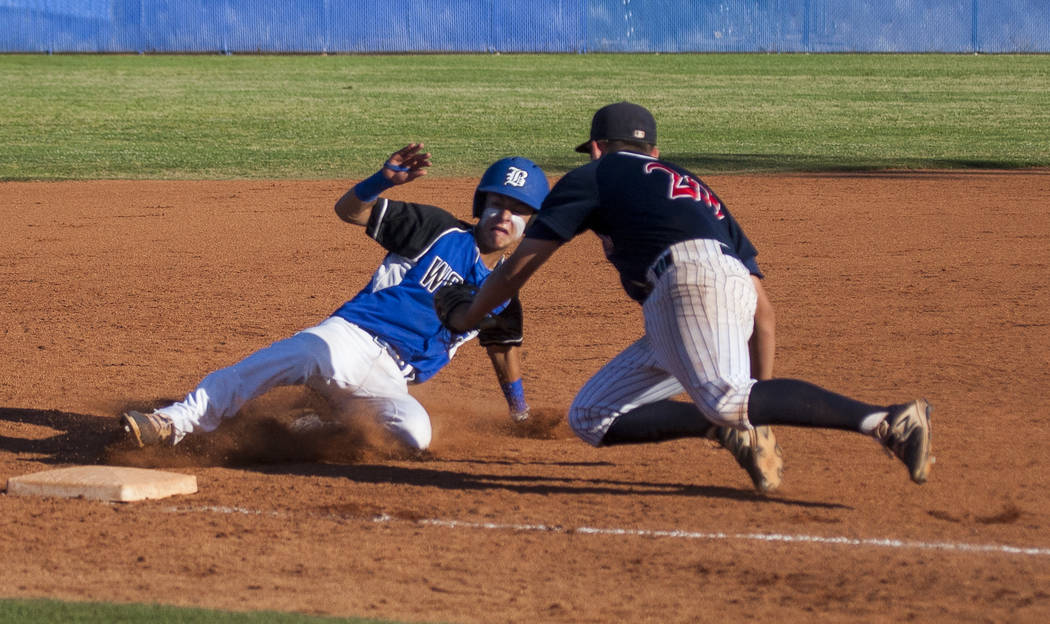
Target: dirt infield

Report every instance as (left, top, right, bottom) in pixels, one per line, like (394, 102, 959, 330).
(2, 173, 1049, 623)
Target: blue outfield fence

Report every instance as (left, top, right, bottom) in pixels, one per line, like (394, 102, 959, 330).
(2, 0, 1049, 54)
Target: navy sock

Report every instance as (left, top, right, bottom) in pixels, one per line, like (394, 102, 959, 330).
(747, 378, 883, 432)
(601, 400, 715, 446)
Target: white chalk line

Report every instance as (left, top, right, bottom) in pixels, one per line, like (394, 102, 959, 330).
(162, 504, 1050, 558)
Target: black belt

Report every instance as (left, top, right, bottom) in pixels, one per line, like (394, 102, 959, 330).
(649, 249, 674, 281)
(650, 242, 733, 282)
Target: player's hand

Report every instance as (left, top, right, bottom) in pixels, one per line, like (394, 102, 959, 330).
(383, 143, 431, 185)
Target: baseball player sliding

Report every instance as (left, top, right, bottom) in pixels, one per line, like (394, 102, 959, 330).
(122, 143, 549, 453)
(439, 102, 933, 493)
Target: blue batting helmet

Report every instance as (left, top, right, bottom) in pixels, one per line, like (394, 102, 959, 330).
(472, 156, 549, 218)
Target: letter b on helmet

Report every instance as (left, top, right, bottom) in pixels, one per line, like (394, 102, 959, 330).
(473, 157, 549, 218)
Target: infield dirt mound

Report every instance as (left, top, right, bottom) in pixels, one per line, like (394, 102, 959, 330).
(2, 173, 1049, 623)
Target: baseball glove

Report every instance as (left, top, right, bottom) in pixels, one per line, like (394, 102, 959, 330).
(433, 282, 477, 332)
(478, 295, 523, 346)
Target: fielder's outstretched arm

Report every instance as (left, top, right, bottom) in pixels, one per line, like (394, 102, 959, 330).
(450, 237, 561, 332)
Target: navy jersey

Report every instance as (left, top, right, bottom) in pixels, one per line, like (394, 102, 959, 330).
(527, 150, 762, 302)
(332, 199, 512, 383)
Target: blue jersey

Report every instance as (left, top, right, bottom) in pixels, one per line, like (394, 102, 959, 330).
(527, 150, 761, 302)
(332, 199, 507, 383)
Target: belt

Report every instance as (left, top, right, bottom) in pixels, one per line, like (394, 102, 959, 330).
(649, 249, 674, 281)
(372, 336, 417, 383)
(649, 241, 733, 282)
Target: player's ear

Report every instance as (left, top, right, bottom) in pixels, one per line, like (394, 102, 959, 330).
(589, 140, 605, 160)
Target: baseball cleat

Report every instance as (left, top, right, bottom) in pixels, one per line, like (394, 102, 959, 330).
(874, 399, 933, 484)
(718, 425, 784, 493)
(120, 410, 175, 447)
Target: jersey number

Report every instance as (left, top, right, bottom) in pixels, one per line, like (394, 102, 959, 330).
(643, 162, 725, 219)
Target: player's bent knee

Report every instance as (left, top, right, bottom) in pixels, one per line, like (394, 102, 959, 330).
(568, 404, 609, 447)
(701, 387, 753, 430)
(704, 410, 749, 430)
(677, 376, 756, 430)
(392, 424, 431, 451)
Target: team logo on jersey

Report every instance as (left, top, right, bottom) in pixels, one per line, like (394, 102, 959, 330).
(420, 256, 463, 293)
(643, 162, 725, 219)
(504, 167, 528, 187)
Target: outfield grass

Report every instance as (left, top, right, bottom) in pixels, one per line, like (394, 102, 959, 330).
(0, 598, 413, 624)
(2, 53, 1048, 180)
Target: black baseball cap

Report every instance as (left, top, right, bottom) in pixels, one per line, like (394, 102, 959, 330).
(574, 101, 657, 153)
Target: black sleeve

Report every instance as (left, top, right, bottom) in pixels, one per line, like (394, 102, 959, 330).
(722, 210, 764, 278)
(366, 199, 469, 260)
(526, 163, 600, 241)
(522, 220, 565, 241)
(478, 295, 524, 346)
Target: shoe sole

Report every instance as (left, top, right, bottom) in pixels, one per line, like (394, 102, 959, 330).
(755, 428, 781, 491)
(749, 426, 784, 493)
(120, 412, 146, 448)
(720, 426, 784, 494)
(907, 399, 933, 484)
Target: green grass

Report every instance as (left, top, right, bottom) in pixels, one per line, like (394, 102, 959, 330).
(0, 598, 414, 624)
(2, 53, 1049, 179)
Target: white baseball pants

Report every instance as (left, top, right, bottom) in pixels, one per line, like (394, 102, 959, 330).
(157, 316, 431, 450)
(570, 239, 758, 446)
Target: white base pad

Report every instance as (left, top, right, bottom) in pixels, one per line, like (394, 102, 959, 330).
(5, 465, 197, 502)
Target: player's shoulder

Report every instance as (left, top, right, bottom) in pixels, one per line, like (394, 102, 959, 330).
(627, 153, 710, 186)
(554, 157, 602, 188)
(381, 199, 466, 226)
(370, 199, 474, 259)
(595, 150, 664, 174)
